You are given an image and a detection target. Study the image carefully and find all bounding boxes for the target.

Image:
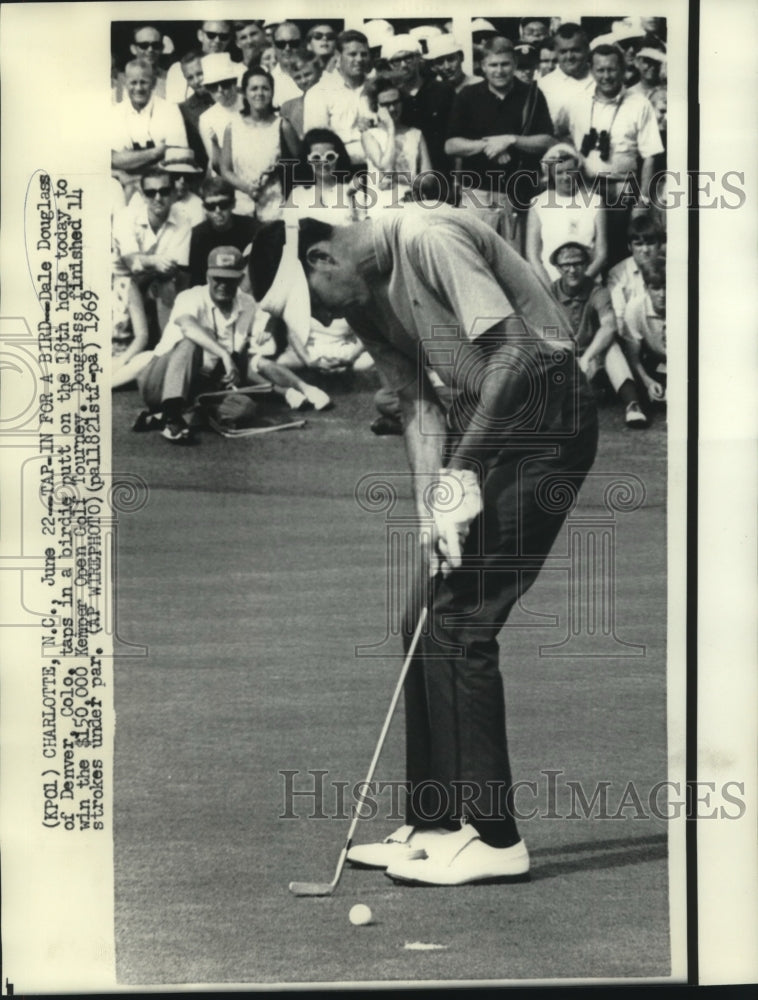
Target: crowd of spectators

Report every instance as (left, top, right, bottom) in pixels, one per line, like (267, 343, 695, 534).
(111, 15, 668, 440)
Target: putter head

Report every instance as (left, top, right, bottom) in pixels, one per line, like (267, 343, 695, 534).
(288, 880, 335, 897)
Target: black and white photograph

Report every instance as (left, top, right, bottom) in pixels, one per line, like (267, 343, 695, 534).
(0, 0, 755, 992)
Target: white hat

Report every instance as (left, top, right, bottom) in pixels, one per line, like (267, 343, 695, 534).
(381, 34, 422, 62)
(423, 35, 464, 61)
(637, 47, 667, 62)
(201, 52, 240, 85)
(471, 18, 497, 34)
(589, 33, 625, 52)
(364, 19, 394, 49)
(410, 25, 443, 41)
(607, 25, 646, 44)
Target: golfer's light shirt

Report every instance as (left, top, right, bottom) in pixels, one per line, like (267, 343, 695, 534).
(154, 285, 275, 374)
(111, 95, 188, 152)
(346, 208, 574, 392)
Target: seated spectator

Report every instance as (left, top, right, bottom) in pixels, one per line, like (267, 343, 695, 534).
(234, 21, 268, 69)
(513, 44, 539, 85)
(111, 58, 188, 199)
(360, 77, 432, 210)
(287, 129, 358, 223)
(114, 24, 167, 102)
(525, 143, 606, 286)
(383, 34, 454, 177)
(445, 36, 553, 249)
(306, 23, 339, 73)
(304, 29, 373, 167)
(423, 35, 478, 93)
(165, 20, 233, 104)
(607, 214, 665, 334)
(188, 178, 259, 287)
(537, 38, 558, 77)
(198, 53, 243, 174)
(112, 169, 192, 336)
(157, 148, 205, 228)
(549, 241, 648, 427)
(280, 51, 324, 140)
(621, 252, 667, 405)
(219, 67, 301, 216)
(137, 246, 331, 443)
(177, 52, 214, 172)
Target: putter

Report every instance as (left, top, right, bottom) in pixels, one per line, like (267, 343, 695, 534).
(289, 604, 429, 897)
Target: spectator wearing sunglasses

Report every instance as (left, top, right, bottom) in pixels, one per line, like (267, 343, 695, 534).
(360, 76, 432, 211)
(271, 21, 304, 106)
(112, 58, 188, 199)
(306, 23, 339, 74)
(304, 30, 373, 168)
(188, 178, 259, 288)
(280, 51, 324, 140)
(197, 53, 243, 174)
(165, 20, 233, 104)
(112, 24, 167, 102)
(286, 129, 357, 224)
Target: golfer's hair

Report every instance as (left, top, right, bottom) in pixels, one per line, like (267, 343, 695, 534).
(480, 36, 515, 60)
(627, 213, 663, 243)
(248, 219, 335, 300)
(555, 22, 588, 45)
(201, 176, 235, 200)
(336, 29, 369, 52)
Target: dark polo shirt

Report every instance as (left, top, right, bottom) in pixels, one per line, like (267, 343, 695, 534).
(401, 77, 455, 175)
(188, 215, 260, 287)
(179, 91, 214, 173)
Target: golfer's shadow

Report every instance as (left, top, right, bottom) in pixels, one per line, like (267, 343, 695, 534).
(528, 833, 667, 881)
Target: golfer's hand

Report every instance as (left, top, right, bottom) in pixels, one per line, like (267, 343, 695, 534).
(428, 468, 483, 577)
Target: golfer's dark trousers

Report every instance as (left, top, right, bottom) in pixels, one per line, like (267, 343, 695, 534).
(402, 356, 599, 848)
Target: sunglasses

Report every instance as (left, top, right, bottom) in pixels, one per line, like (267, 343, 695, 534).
(310, 31, 335, 41)
(204, 199, 233, 211)
(206, 79, 237, 91)
(143, 187, 173, 199)
(275, 38, 300, 49)
(388, 53, 416, 66)
(378, 98, 401, 107)
(307, 151, 338, 163)
(203, 30, 231, 41)
(135, 40, 162, 51)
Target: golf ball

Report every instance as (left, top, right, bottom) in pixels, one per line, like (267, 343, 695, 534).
(349, 903, 373, 926)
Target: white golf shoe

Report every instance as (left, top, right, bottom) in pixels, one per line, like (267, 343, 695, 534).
(384, 825, 530, 886)
(346, 825, 456, 870)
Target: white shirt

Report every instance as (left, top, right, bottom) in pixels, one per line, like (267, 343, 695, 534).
(164, 61, 190, 104)
(271, 64, 301, 107)
(556, 87, 663, 178)
(607, 255, 646, 335)
(155, 284, 275, 373)
(538, 66, 595, 125)
(304, 73, 371, 164)
(198, 98, 243, 165)
(111, 199, 191, 276)
(111, 95, 187, 152)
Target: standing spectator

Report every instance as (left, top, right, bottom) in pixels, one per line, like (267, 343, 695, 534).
(188, 178, 259, 288)
(177, 52, 213, 173)
(111, 59, 188, 199)
(537, 38, 558, 77)
(112, 169, 191, 336)
(383, 34, 454, 176)
(549, 241, 648, 427)
(360, 77, 432, 210)
(304, 30, 373, 168)
(234, 21, 268, 69)
(306, 23, 338, 73)
(114, 24, 167, 101)
(280, 52, 324, 140)
(518, 17, 551, 46)
(555, 44, 663, 265)
(220, 67, 300, 216)
(526, 143, 606, 286)
(445, 36, 553, 248)
(538, 23, 594, 125)
(621, 253, 667, 405)
(271, 21, 304, 106)
(165, 20, 233, 104)
(423, 35, 478, 93)
(470, 17, 498, 76)
(513, 44, 539, 85)
(628, 46, 666, 99)
(197, 53, 242, 174)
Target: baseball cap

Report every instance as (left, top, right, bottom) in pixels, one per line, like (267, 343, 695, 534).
(202, 52, 240, 86)
(382, 34, 422, 62)
(423, 35, 463, 61)
(207, 246, 245, 278)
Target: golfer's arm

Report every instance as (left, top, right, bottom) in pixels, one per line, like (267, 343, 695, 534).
(397, 382, 447, 518)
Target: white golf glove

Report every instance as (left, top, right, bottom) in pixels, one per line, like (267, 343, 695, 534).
(428, 468, 482, 577)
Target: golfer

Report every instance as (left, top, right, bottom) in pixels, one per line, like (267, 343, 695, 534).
(250, 208, 598, 886)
